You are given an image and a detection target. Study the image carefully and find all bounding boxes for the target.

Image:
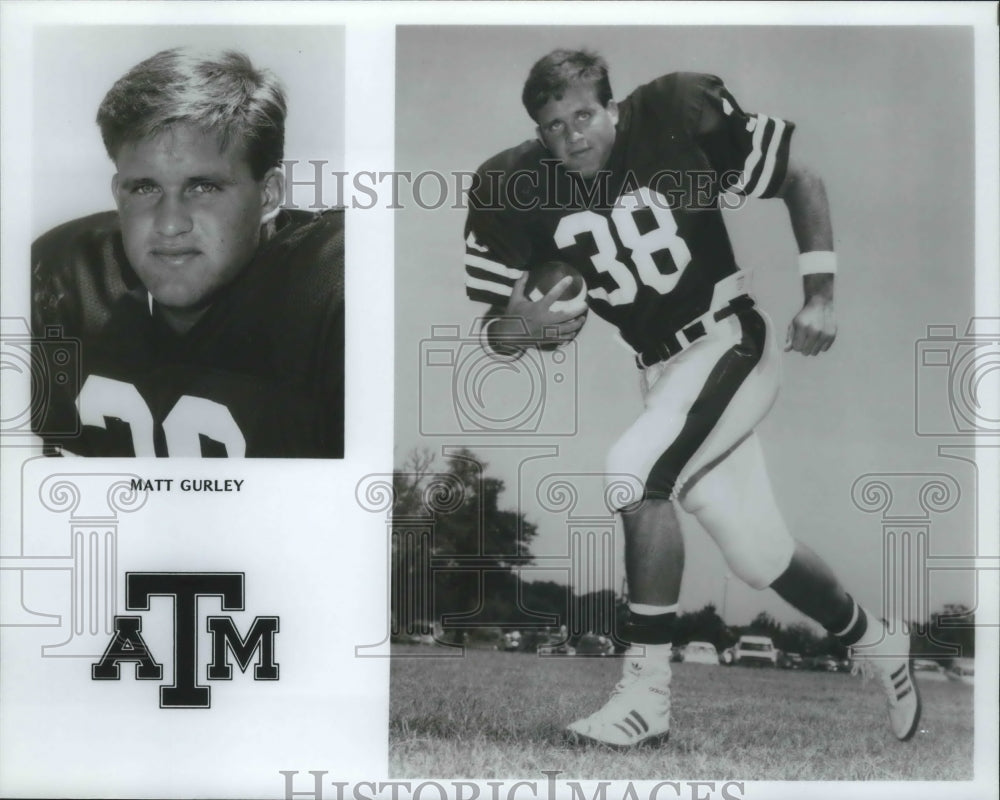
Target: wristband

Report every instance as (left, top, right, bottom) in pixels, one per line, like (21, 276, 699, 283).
(798, 251, 837, 275)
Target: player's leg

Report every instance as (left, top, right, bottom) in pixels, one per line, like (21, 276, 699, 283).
(680, 435, 921, 741)
(771, 544, 921, 741)
(622, 499, 684, 607)
(567, 311, 770, 747)
(565, 497, 683, 746)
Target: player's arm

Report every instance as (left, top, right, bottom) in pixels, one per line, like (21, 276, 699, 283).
(687, 73, 836, 358)
(774, 158, 837, 357)
(463, 164, 584, 358)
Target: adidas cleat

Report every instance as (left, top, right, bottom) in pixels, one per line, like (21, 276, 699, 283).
(565, 650, 671, 748)
(851, 620, 922, 741)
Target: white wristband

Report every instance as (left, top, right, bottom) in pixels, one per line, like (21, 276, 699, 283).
(798, 251, 837, 275)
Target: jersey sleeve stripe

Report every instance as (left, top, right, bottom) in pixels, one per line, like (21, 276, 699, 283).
(724, 114, 792, 199)
(464, 253, 523, 280)
(728, 114, 770, 196)
(749, 116, 789, 199)
(466, 274, 514, 299)
(756, 118, 793, 198)
(466, 264, 517, 286)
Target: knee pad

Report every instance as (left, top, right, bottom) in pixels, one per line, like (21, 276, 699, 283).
(679, 435, 794, 589)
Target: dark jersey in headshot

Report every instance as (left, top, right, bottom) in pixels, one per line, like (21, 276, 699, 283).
(31, 208, 345, 458)
(464, 72, 795, 356)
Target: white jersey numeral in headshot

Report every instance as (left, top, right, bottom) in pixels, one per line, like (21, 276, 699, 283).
(78, 375, 157, 456)
(76, 374, 244, 456)
(162, 395, 246, 457)
(554, 188, 692, 306)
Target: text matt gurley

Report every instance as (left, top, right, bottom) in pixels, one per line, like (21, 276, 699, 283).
(129, 479, 245, 492)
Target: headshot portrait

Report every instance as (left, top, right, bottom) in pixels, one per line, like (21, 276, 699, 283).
(29, 27, 345, 458)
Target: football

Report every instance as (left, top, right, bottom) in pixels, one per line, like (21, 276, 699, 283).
(524, 260, 588, 316)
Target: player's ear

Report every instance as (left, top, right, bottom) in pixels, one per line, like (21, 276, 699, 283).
(607, 100, 619, 125)
(111, 173, 123, 209)
(259, 166, 284, 225)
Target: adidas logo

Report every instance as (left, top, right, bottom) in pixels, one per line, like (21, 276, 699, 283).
(613, 710, 650, 739)
(891, 664, 913, 703)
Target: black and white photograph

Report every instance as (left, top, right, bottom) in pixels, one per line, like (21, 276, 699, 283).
(28, 25, 345, 458)
(391, 19, 996, 786)
(0, 3, 997, 800)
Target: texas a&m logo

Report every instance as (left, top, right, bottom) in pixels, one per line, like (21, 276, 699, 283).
(92, 572, 278, 708)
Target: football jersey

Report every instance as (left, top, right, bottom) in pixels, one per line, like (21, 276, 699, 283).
(464, 72, 795, 356)
(31, 208, 345, 458)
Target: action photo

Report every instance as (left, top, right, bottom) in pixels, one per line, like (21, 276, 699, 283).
(391, 23, 987, 783)
(29, 27, 345, 458)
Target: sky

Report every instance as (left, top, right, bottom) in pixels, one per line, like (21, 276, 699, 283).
(393, 25, 988, 628)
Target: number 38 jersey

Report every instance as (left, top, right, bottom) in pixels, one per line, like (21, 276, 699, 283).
(31, 208, 344, 458)
(464, 72, 795, 356)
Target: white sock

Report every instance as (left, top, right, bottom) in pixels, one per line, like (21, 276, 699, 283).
(629, 602, 678, 616)
(627, 642, 674, 661)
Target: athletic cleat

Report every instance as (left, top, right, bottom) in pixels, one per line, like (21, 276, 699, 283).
(850, 620, 922, 741)
(565, 649, 671, 748)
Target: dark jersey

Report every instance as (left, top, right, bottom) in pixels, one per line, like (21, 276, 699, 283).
(464, 72, 794, 355)
(31, 208, 344, 458)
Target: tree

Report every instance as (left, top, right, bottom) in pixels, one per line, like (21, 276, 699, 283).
(909, 603, 975, 662)
(674, 604, 728, 650)
(391, 448, 540, 638)
(747, 611, 782, 639)
(777, 622, 823, 656)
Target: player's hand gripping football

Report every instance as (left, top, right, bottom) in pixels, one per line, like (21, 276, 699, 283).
(785, 296, 837, 356)
(494, 273, 588, 349)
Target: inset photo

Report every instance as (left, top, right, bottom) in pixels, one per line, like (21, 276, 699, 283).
(29, 26, 345, 458)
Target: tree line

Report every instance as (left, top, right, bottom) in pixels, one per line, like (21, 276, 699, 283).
(391, 449, 975, 662)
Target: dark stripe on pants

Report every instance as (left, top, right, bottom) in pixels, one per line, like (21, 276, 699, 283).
(645, 310, 767, 499)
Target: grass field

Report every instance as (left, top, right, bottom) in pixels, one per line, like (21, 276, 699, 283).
(390, 645, 974, 780)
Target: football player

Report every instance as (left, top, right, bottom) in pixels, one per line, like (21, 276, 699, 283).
(32, 48, 344, 458)
(464, 50, 919, 746)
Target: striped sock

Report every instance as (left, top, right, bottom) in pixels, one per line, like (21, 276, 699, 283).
(829, 594, 869, 646)
(625, 603, 678, 645)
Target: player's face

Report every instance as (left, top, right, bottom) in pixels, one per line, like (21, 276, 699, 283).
(536, 82, 618, 179)
(112, 123, 281, 331)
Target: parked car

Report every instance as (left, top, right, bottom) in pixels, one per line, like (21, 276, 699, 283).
(807, 654, 839, 672)
(574, 633, 613, 656)
(912, 658, 947, 682)
(731, 635, 778, 667)
(537, 642, 575, 656)
(778, 651, 803, 669)
(681, 641, 720, 665)
(946, 657, 974, 686)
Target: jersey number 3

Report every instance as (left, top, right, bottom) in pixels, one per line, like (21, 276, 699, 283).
(78, 375, 246, 457)
(553, 187, 692, 305)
